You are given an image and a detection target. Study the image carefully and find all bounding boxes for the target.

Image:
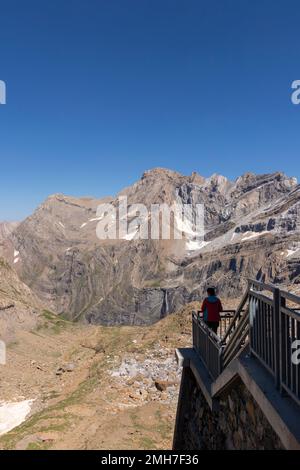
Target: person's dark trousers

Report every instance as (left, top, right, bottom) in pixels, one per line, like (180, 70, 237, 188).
(205, 321, 219, 334)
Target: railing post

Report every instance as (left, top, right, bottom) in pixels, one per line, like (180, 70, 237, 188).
(219, 343, 224, 375)
(248, 289, 253, 357)
(273, 288, 281, 389)
(192, 312, 196, 351)
(279, 294, 286, 395)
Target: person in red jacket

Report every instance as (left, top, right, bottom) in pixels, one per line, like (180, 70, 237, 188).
(201, 287, 223, 334)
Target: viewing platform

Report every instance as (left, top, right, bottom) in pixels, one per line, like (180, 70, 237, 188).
(173, 280, 300, 450)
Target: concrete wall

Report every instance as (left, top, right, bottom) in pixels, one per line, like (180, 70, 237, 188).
(174, 367, 284, 450)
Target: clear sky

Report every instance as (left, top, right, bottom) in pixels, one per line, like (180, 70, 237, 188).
(0, 0, 300, 220)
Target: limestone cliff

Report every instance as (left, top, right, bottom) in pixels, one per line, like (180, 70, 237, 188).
(1, 168, 299, 325)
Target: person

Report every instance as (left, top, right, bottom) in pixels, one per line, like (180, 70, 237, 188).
(201, 287, 223, 334)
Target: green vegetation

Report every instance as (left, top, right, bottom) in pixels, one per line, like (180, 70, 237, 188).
(144, 279, 161, 288)
(0, 389, 83, 449)
(139, 436, 157, 450)
(26, 441, 49, 450)
(0, 303, 191, 450)
(38, 309, 73, 334)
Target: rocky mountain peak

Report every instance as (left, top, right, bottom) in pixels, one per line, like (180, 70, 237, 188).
(235, 171, 297, 191)
(141, 167, 183, 180)
(190, 172, 206, 185)
(1, 167, 299, 327)
(204, 174, 232, 194)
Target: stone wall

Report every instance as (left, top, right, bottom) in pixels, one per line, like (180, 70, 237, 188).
(174, 367, 284, 450)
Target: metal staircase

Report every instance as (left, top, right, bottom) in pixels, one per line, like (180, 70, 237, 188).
(192, 279, 300, 406)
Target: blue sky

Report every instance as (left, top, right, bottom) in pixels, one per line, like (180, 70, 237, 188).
(0, 0, 300, 220)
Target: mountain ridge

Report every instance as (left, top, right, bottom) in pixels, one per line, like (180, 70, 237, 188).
(1, 168, 299, 325)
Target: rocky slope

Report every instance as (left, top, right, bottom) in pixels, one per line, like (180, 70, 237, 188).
(0, 257, 40, 343)
(0, 222, 19, 241)
(0, 304, 193, 450)
(2, 168, 300, 325)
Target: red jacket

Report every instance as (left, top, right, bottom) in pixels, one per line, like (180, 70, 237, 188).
(201, 296, 223, 322)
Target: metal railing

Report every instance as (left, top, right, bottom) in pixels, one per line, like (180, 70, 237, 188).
(279, 290, 300, 405)
(222, 291, 249, 368)
(192, 312, 222, 380)
(249, 280, 277, 378)
(193, 310, 235, 338)
(192, 280, 300, 407)
(192, 310, 237, 379)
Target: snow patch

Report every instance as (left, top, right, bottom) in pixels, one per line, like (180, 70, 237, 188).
(186, 239, 210, 251)
(80, 214, 107, 229)
(0, 400, 34, 436)
(286, 249, 298, 258)
(13, 249, 20, 264)
(89, 216, 105, 223)
(175, 215, 202, 238)
(241, 231, 269, 241)
(122, 227, 139, 240)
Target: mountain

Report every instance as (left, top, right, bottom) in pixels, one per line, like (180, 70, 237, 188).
(2, 168, 300, 325)
(0, 222, 19, 241)
(0, 257, 40, 342)
(0, 222, 19, 260)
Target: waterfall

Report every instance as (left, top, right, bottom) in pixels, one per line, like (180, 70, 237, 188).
(160, 289, 169, 318)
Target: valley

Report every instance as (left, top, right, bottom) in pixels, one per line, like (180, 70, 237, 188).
(0, 302, 193, 450)
(0, 167, 300, 450)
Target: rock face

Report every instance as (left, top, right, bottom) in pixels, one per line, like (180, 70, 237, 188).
(0, 257, 40, 342)
(0, 222, 19, 241)
(1, 168, 300, 325)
